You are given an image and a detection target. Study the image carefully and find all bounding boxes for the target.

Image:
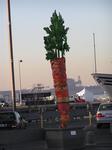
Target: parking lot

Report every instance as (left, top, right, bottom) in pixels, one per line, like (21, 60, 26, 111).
(0, 119, 112, 150)
(85, 127, 112, 150)
(0, 103, 112, 150)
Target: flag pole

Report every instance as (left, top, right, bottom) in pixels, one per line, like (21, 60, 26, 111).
(93, 33, 97, 73)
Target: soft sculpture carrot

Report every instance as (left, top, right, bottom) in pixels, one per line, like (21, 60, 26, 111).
(43, 10, 70, 128)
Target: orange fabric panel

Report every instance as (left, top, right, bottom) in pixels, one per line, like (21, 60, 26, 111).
(50, 57, 70, 128)
(50, 57, 69, 101)
(60, 113, 70, 128)
(58, 103, 70, 113)
(55, 90, 68, 98)
(56, 98, 68, 103)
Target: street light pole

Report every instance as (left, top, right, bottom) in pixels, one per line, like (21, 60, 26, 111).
(7, 0, 16, 111)
(19, 60, 22, 105)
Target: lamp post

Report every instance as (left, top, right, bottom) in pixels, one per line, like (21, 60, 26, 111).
(7, 0, 16, 111)
(19, 60, 22, 105)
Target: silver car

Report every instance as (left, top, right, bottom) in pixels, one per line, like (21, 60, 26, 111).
(96, 102, 112, 128)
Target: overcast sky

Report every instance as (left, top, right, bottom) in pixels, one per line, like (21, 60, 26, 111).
(0, 0, 112, 91)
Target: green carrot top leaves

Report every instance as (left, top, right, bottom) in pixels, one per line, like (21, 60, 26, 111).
(43, 10, 70, 61)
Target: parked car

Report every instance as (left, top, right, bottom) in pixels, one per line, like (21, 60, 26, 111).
(0, 111, 27, 129)
(96, 102, 112, 128)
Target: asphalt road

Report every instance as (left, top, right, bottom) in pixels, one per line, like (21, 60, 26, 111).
(0, 103, 111, 150)
(0, 119, 112, 150)
(0, 123, 46, 150)
(85, 125, 112, 150)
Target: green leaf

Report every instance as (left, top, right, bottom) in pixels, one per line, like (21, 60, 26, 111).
(43, 10, 70, 60)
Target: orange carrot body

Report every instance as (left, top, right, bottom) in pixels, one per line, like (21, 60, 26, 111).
(50, 57, 70, 128)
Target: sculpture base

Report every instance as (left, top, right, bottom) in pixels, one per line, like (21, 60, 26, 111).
(45, 127, 85, 150)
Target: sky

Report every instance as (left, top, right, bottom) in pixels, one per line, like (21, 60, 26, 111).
(0, 0, 112, 91)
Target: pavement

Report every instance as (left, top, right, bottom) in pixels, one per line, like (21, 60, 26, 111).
(0, 141, 47, 150)
(0, 123, 112, 150)
(0, 105, 112, 150)
(85, 126, 112, 150)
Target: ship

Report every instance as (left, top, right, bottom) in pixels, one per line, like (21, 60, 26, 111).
(92, 73, 112, 98)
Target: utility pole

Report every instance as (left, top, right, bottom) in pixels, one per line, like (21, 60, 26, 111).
(7, 0, 16, 111)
